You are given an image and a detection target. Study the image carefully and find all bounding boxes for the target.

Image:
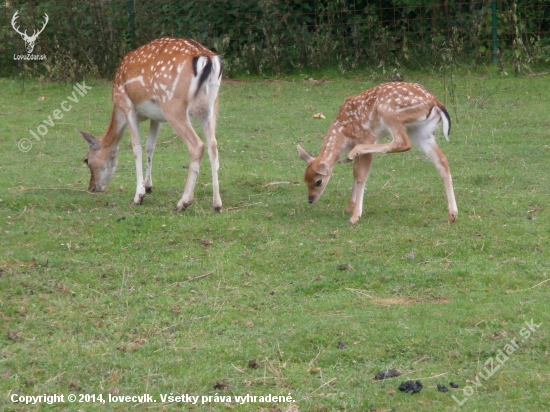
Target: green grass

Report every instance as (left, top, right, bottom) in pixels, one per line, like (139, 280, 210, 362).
(1, 70, 549, 411)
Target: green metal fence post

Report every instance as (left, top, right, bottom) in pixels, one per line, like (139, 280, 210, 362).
(128, 0, 135, 50)
(492, 0, 498, 64)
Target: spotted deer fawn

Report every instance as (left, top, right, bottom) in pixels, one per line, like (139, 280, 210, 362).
(298, 82, 457, 224)
(79, 37, 222, 212)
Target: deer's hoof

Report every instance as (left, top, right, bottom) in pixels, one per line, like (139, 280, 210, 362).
(131, 194, 145, 206)
(349, 216, 360, 224)
(175, 202, 190, 212)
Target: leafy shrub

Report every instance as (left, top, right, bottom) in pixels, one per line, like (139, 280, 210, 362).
(1, 0, 549, 80)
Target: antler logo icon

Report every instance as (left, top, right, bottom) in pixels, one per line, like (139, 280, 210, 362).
(11, 11, 49, 54)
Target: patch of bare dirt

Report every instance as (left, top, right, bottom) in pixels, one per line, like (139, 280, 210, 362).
(371, 296, 451, 306)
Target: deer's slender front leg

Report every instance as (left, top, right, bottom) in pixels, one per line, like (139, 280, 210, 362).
(347, 126, 412, 161)
(144, 120, 161, 193)
(126, 111, 146, 205)
(348, 153, 373, 224)
(346, 180, 358, 214)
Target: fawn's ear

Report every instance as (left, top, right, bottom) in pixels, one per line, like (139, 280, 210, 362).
(297, 145, 314, 163)
(315, 162, 329, 176)
(78, 130, 100, 150)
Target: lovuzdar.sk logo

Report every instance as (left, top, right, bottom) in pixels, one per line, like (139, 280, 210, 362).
(12, 10, 48, 61)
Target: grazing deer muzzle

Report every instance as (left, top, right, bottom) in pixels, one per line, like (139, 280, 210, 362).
(81, 130, 118, 192)
(79, 37, 223, 211)
(298, 82, 458, 224)
(11, 11, 48, 54)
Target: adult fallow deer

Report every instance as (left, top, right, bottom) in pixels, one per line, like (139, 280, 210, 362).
(79, 37, 223, 212)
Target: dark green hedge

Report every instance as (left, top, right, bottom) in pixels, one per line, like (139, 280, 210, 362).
(1, 0, 549, 79)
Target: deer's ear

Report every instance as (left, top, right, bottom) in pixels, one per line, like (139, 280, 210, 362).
(315, 162, 329, 176)
(78, 130, 100, 150)
(297, 145, 314, 163)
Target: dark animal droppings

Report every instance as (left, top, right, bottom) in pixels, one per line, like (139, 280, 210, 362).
(248, 359, 260, 369)
(398, 380, 423, 393)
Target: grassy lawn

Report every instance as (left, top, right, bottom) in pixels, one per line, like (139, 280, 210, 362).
(1, 69, 549, 411)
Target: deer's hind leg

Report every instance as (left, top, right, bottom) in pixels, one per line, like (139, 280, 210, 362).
(409, 126, 457, 223)
(199, 95, 222, 212)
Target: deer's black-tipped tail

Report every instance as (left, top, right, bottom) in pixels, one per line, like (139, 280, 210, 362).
(439, 105, 451, 138)
(192, 56, 213, 98)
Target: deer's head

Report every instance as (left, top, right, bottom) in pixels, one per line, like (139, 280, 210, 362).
(12, 11, 49, 54)
(79, 131, 119, 192)
(297, 145, 332, 204)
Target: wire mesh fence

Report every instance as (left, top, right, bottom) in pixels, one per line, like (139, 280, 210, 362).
(1, 0, 549, 79)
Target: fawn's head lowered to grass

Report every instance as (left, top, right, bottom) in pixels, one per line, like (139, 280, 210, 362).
(297, 144, 333, 204)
